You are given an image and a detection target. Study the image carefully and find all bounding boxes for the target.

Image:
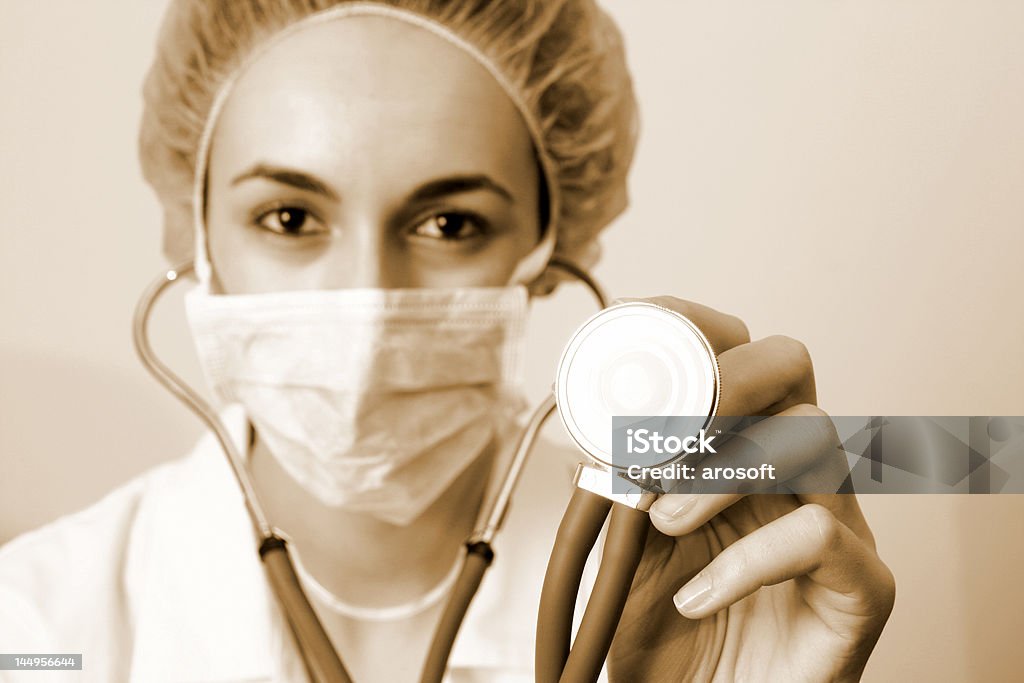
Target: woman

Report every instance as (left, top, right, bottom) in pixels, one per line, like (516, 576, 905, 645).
(0, 1, 894, 681)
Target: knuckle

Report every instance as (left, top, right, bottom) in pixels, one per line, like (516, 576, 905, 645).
(720, 542, 753, 583)
(878, 562, 897, 611)
(787, 402, 827, 419)
(777, 335, 813, 370)
(766, 334, 815, 391)
(859, 521, 879, 551)
(790, 403, 841, 454)
(861, 553, 898, 616)
(800, 503, 842, 551)
(729, 314, 752, 345)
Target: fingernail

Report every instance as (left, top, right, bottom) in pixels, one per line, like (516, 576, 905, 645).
(674, 573, 714, 615)
(652, 495, 698, 525)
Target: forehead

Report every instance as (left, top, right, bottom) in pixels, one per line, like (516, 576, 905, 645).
(208, 15, 534, 188)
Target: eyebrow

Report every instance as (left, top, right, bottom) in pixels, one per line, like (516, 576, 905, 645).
(231, 163, 340, 201)
(231, 165, 514, 205)
(407, 174, 515, 204)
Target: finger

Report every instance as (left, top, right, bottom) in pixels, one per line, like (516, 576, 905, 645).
(716, 335, 817, 416)
(650, 404, 845, 535)
(798, 493, 877, 550)
(672, 503, 896, 620)
(618, 296, 750, 354)
(786, 421, 877, 548)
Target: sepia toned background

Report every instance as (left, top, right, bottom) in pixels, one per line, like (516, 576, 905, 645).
(2, 1, 1023, 680)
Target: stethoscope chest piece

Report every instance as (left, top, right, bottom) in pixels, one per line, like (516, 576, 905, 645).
(555, 301, 721, 471)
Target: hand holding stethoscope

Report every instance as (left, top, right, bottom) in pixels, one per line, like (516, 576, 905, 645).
(585, 296, 895, 683)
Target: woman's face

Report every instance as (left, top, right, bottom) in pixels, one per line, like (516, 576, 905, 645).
(205, 16, 542, 294)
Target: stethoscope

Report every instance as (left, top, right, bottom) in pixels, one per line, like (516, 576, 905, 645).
(133, 257, 720, 683)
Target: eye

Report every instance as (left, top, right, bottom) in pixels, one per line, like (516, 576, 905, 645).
(254, 206, 327, 237)
(410, 212, 485, 241)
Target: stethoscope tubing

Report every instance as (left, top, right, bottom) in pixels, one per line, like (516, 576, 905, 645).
(421, 394, 558, 683)
(132, 257, 612, 683)
(535, 491, 652, 683)
(559, 504, 650, 683)
(536, 487, 614, 683)
(260, 537, 354, 682)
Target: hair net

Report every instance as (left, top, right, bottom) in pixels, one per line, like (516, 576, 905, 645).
(139, 0, 638, 277)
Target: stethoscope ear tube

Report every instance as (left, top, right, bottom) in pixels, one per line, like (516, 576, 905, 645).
(422, 394, 559, 683)
(261, 537, 354, 683)
(546, 257, 610, 309)
(419, 541, 495, 683)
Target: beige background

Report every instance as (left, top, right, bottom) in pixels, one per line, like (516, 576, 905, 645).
(2, 1, 1023, 680)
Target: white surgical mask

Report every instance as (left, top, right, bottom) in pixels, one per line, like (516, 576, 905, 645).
(185, 284, 529, 526)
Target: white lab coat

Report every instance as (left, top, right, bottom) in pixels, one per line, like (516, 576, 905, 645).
(0, 406, 603, 682)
